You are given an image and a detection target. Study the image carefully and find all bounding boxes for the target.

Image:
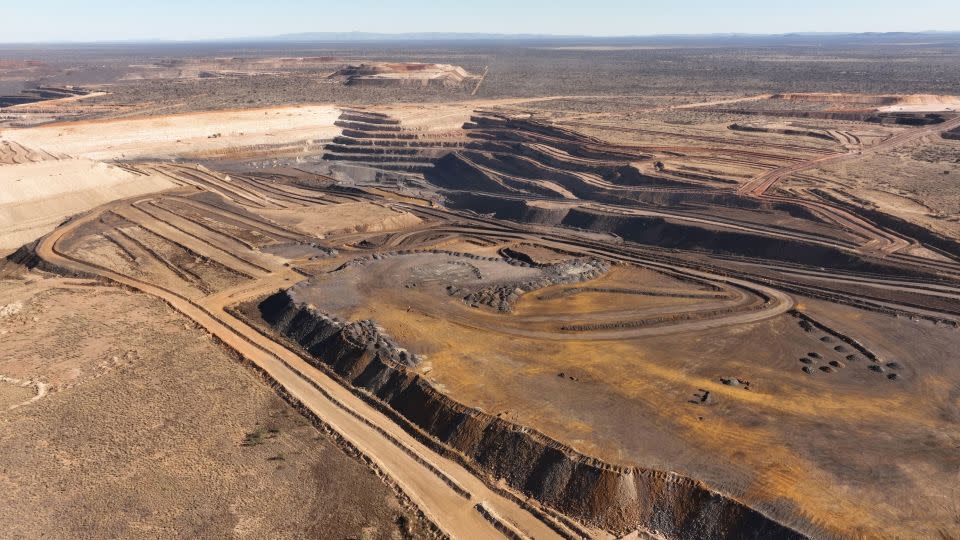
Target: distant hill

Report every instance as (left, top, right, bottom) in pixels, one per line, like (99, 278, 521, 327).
(4, 31, 957, 47)
(263, 32, 573, 41)
(251, 31, 960, 45)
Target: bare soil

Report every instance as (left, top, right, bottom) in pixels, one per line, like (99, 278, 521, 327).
(0, 276, 428, 539)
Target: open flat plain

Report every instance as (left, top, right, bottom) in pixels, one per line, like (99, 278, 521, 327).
(2, 35, 960, 539)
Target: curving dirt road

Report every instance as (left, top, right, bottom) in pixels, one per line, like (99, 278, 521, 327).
(35, 203, 580, 540)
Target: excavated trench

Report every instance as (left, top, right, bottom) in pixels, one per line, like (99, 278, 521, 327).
(255, 291, 806, 539)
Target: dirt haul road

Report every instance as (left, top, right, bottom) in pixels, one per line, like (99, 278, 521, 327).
(740, 114, 960, 196)
(35, 203, 578, 540)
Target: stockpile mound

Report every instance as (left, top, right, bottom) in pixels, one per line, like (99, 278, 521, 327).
(329, 62, 479, 89)
(258, 291, 805, 539)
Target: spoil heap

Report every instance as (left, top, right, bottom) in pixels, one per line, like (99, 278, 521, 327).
(329, 62, 479, 88)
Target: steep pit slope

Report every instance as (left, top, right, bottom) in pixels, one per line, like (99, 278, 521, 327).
(319, 108, 469, 191)
(250, 240, 960, 539)
(425, 114, 919, 274)
(244, 248, 804, 538)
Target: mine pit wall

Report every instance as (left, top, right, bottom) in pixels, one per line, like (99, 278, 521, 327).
(257, 291, 807, 539)
(430, 152, 763, 210)
(441, 192, 925, 277)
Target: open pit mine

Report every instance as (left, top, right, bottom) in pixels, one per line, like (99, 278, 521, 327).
(3, 44, 960, 540)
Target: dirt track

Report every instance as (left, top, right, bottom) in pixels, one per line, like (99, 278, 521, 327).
(34, 196, 578, 539)
(739, 115, 960, 196)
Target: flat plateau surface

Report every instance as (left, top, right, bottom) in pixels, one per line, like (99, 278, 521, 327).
(0, 105, 341, 160)
(260, 201, 422, 237)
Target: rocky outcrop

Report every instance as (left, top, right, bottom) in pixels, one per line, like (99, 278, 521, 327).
(258, 291, 807, 539)
(943, 126, 960, 141)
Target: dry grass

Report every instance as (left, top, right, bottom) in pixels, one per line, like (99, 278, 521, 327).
(0, 277, 425, 539)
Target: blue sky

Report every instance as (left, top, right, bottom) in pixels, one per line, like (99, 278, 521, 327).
(4, 0, 959, 42)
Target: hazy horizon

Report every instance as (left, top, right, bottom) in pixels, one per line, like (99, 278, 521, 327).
(4, 0, 960, 43)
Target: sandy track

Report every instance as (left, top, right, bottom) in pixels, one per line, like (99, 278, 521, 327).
(31, 171, 800, 537)
(407, 203, 960, 323)
(382, 205, 796, 338)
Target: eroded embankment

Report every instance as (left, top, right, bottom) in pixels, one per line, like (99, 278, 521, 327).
(256, 291, 806, 539)
(442, 192, 922, 277)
